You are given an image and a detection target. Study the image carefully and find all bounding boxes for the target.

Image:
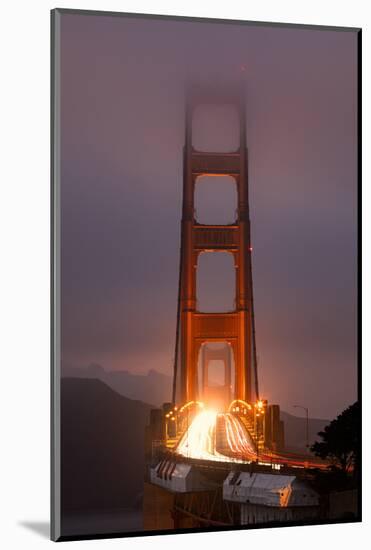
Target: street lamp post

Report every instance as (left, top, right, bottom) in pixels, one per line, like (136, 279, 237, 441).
(293, 405, 309, 449)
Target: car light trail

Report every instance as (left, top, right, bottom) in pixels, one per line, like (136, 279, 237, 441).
(176, 410, 230, 462)
(176, 410, 256, 463)
(225, 413, 256, 458)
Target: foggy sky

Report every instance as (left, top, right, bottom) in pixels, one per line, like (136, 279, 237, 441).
(60, 13, 358, 418)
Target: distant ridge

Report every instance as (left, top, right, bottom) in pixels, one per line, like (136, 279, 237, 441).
(280, 411, 329, 450)
(62, 363, 172, 408)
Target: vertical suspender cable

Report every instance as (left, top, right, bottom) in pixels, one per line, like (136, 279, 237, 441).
(172, 223, 183, 405)
(249, 248, 260, 400)
(172, 115, 188, 405)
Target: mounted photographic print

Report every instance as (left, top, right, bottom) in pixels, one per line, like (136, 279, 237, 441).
(51, 8, 361, 541)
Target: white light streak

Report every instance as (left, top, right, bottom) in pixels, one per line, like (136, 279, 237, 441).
(176, 409, 256, 463)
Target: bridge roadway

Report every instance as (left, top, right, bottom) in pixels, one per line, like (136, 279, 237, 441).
(173, 410, 327, 471)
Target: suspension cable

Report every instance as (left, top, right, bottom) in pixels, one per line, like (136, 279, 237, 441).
(249, 246, 260, 400)
(171, 223, 183, 404)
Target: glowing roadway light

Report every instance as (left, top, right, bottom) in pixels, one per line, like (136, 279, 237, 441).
(178, 400, 205, 414)
(176, 410, 219, 461)
(228, 399, 252, 413)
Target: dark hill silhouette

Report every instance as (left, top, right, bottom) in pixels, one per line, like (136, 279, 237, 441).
(61, 377, 151, 514)
(62, 364, 171, 408)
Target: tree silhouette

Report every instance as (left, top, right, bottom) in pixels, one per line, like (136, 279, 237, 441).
(311, 402, 359, 475)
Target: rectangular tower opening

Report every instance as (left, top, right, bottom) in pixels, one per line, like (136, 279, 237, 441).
(196, 251, 236, 313)
(197, 342, 235, 410)
(192, 103, 239, 153)
(194, 175, 237, 225)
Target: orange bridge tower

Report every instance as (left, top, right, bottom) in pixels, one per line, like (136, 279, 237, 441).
(173, 84, 259, 408)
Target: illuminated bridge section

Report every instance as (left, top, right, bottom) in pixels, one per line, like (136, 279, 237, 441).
(176, 410, 257, 463)
(173, 409, 328, 470)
